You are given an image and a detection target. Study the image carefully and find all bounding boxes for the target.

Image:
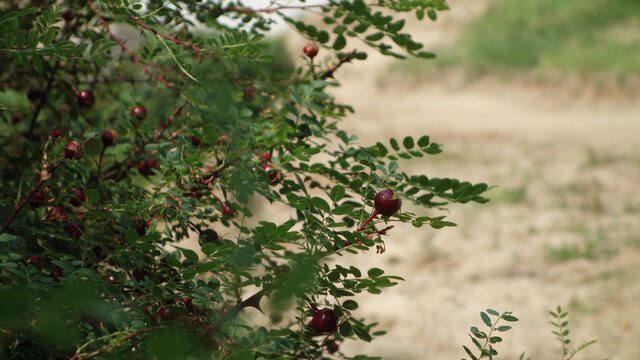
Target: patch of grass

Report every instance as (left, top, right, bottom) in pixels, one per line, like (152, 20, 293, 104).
(391, 0, 640, 81)
(492, 186, 527, 205)
(546, 229, 618, 262)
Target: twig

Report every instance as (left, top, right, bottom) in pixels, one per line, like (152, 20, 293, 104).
(224, 2, 382, 13)
(87, 0, 172, 88)
(320, 50, 357, 80)
(130, 15, 202, 53)
(26, 62, 59, 137)
(69, 327, 162, 360)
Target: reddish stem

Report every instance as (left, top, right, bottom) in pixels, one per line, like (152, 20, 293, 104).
(356, 209, 378, 232)
(129, 15, 203, 54)
(87, 0, 172, 88)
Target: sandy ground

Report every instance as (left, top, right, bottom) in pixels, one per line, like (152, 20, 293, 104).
(286, 1, 640, 359)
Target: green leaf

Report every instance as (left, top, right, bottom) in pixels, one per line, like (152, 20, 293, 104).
(389, 138, 399, 151)
(365, 32, 384, 41)
(333, 35, 346, 51)
(502, 314, 519, 322)
(0, 7, 39, 25)
(125, 229, 139, 244)
(330, 186, 345, 202)
(342, 300, 358, 310)
(311, 197, 330, 213)
(180, 248, 199, 264)
(402, 136, 414, 149)
(480, 311, 492, 327)
(417, 135, 430, 147)
(367, 267, 384, 277)
(85, 189, 99, 203)
(201, 243, 217, 255)
(340, 321, 353, 336)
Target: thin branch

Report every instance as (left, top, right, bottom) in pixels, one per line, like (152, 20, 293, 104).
(130, 15, 203, 53)
(70, 327, 163, 360)
(87, 0, 172, 88)
(320, 50, 357, 80)
(26, 62, 59, 137)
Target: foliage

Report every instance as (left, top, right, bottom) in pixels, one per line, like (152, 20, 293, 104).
(0, 0, 493, 359)
(462, 309, 519, 360)
(549, 306, 600, 360)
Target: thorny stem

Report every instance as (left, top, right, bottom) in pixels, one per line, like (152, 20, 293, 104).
(129, 15, 206, 54)
(87, 0, 172, 87)
(356, 209, 378, 232)
(321, 50, 357, 80)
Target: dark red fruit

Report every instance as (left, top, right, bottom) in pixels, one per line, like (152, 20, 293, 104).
(136, 220, 148, 236)
(138, 157, 158, 176)
(217, 133, 230, 145)
(310, 307, 338, 334)
(27, 88, 42, 102)
(105, 275, 117, 283)
(132, 268, 148, 282)
(221, 203, 236, 217)
(303, 42, 319, 59)
(260, 152, 271, 162)
(243, 85, 256, 101)
(64, 221, 83, 239)
(29, 191, 46, 207)
(262, 164, 282, 185)
(182, 298, 194, 312)
(63, 141, 79, 159)
(11, 113, 24, 124)
(70, 188, 86, 207)
(357, 188, 401, 231)
(191, 136, 201, 147)
(326, 340, 339, 354)
(27, 256, 41, 268)
(76, 90, 94, 107)
(101, 130, 118, 147)
(154, 307, 175, 320)
(130, 106, 147, 120)
(62, 10, 74, 22)
(50, 129, 64, 138)
(199, 229, 219, 246)
(50, 267, 63, 281)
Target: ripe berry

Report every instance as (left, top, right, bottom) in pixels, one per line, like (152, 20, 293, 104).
(64, 221, 83, 239)
(101, 130, 118, 147)
(76, 90, 94, 108)
(326, 340, 339, 354)
(182, 298, 194, 312)
(262, 164, 282, 185)
(105, 275, 117, 284)
(11, 113, 24, 124)
(50, 267, 63, 281)
(221, 203, 236, 217)
(303, 42, 319, 59)
(357, 188, 401, 231)
(217, 133, 230, 145)
(27, 88, 42, 102)
(198, 229, 219, 246)
(29, 191, 46, 207)
(243, 85, 256, 102)
(138, 157, 158, 176)
(154, 307, 175, 320)
(131, 106, 147, 120)
(27, 256, 41, 268)
(63, 141, 79, 159)
(70, 188, 86, 207)
(62, 10, 74, 22)
(191, 135, 201, 147)
(260, 152, 271, 162)
(310, 307, 338, 334)
(50, 129, 64, 138)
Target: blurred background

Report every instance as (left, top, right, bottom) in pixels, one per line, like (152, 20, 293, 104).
(279, 0, 640, 358)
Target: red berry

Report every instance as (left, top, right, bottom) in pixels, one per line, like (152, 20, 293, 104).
(132, 268, 148, 282)
(50, 129, 64, 138)
(154, 307, 175, 320)
(260, 152, 271, 162)
(182, 298, 194, 312)
(50, 267, 63, 281)
(27, 88, 42, 102)
(105, 275, 117, 283)
(243, 85, 256, 101)
(29, 191, 46, 207)
(76, 90, 94, 108)
(131, 106, 147, 120)
(64, 221, 83, 239)
(101, 130, 118, 147)
(138, 157, 158, 176)
(27, 256, 41, 268)
(262, 163, 282, 185)
(374, 189, 401, 216)
(326, 340, 339, 354)
(70, 189, 86, 207)
(221, 203, 236, 217)
(11, 113, 24, 124)
(303, 42, 319, 59)
(191, 135, 201, 147)
(62, 10, 74, 22)
(63, 141, 79, 159)
(217, 133, 230, 145)
(310, 308, 338, 334)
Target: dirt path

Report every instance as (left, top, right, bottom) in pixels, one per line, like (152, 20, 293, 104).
(311, 2, 640, 359)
